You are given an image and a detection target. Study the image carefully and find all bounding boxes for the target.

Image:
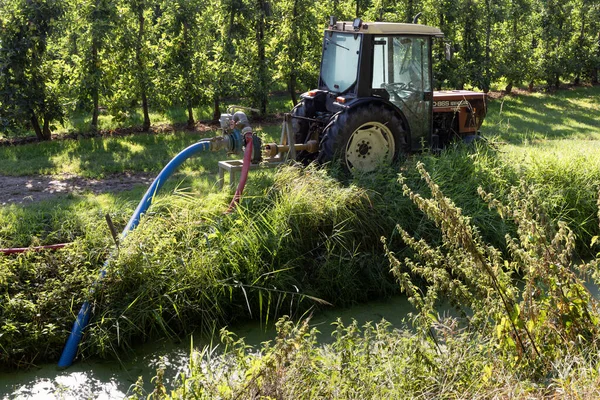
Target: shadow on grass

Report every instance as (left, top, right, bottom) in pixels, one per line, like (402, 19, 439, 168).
(483, 85, 600, 144)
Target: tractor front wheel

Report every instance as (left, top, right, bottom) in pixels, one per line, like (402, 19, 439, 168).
(318, 105, 407, 173)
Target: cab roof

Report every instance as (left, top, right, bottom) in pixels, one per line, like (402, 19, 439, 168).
(329, 21, 444, 37)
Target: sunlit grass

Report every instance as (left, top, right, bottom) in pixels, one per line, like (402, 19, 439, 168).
(483, 85, 600, 143)
(0, 124, 281, 178)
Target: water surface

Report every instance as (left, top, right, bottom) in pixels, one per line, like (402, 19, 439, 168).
(1, 295, 416, 399)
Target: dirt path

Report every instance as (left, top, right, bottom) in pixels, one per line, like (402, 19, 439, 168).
(0, 173, 155, 206)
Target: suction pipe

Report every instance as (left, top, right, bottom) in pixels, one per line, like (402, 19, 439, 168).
(58, 139, 214, 368)
(59, 112, 257, 368)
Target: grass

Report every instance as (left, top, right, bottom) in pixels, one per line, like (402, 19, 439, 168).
(0, 124, 281, 178)
(484, 85, 600, 143)
(1, 85, 600, 381)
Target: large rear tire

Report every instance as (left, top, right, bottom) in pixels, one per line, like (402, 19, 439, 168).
(318, 104, 408, 173)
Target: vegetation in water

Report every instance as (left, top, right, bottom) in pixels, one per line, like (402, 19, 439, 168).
(128, 163, 600, 399)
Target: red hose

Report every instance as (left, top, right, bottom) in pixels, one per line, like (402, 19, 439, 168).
(0, 242, 70, 255)
(227, 133, 254, 213)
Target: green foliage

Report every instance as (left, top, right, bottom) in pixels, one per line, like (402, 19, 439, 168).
(2, 0, 598, 139)
(154, 0, 208, 126)
(386, 162, 600, 376)
(0, 0, 66, 140)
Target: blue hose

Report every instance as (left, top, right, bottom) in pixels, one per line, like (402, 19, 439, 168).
(58, 140, 212, 368)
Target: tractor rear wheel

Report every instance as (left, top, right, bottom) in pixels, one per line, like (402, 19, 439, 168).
(318, 104, 407, 173)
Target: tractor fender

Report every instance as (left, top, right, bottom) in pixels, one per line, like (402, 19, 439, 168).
(335, 97, 412, 147)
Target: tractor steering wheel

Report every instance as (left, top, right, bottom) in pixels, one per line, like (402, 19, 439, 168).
(384, 82, 415, 92)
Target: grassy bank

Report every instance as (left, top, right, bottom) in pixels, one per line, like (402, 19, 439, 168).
(1, 87, 600, 371)
(132, 161, 600, 399)
(2, 142, 600, 368)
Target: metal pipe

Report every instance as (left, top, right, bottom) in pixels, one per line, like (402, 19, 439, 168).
(227, 133, 254, 213)
(263, 140, 319, 158)
(0, 243, 69, 255)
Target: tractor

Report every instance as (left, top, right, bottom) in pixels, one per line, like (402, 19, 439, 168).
(291, 17, 487, 173)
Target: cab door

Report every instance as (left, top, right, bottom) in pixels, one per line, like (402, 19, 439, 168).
(372, 36, 433, 150)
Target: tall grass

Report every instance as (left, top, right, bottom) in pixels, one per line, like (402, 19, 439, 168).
(3, 137, 600, 368)
(129, 163, 600, 399)
(0, 166, 395, 367)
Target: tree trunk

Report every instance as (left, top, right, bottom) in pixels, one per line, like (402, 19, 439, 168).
(575, 9, 585, 85)
(483, 0, 491, 93)
(183, 21, 195, 129)
(141, 88, 150, 131)
(91, 39, 99, 129)
(378, 0, 385, 21)
(256, 0, 267, 116)
(288, 81, 297, 106)
(187, 100, 194, 128)
(42, 115, 52, 140)
(593, 32, 600, 84)
(91, 88, 99, 129)
(212, 95, 221, 123)
(289, 0, 299, 106)
(30, 112, 46, 141)
(136, 6, 151, 132)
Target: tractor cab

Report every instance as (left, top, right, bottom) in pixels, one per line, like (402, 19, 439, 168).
(293, 19, 486, 173)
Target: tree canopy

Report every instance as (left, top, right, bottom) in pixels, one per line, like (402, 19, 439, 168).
(1, 0, 598, 139)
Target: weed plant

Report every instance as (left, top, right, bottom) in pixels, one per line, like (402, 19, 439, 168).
(143, 318, 599, 398)
(130, 163, 600, 399)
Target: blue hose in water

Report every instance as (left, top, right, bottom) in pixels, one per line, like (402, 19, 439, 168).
(58, 140, 212, 368)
